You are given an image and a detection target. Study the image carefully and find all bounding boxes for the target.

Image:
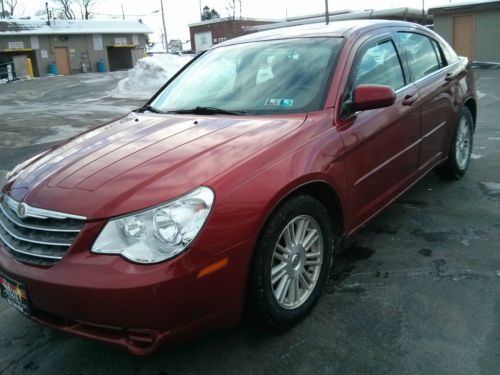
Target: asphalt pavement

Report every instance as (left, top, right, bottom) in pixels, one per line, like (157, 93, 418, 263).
(0, 69, 499, 374)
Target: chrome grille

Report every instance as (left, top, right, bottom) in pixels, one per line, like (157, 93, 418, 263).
(0, 194, 86, 266)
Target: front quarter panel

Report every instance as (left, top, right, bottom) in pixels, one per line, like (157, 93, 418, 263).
(195, 110, 348, 255)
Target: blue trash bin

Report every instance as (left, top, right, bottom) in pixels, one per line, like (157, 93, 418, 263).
(97, 59, 107, 73)
(48, 63, 58, 75)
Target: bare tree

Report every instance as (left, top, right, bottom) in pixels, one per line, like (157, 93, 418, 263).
(78, 0, 95, 20)
(55, 0, 76, 19)
(5, 0, 18, 17)
(225, 0, 243, 39)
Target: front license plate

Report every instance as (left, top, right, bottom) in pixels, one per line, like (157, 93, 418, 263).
(0, 273, 30, 316)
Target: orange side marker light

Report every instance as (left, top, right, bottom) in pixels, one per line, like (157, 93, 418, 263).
(197, 258, 229, 278)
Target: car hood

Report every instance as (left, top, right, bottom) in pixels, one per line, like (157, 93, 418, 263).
(4, 112, 306, 219)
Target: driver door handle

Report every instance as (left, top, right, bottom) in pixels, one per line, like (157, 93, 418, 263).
(402, 93, 419, 106)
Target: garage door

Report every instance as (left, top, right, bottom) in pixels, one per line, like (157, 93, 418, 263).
(194, 31, 213, 53)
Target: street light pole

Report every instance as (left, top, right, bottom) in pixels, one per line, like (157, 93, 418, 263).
(160, 0, 168, 52)
(1, 0, 5, 19)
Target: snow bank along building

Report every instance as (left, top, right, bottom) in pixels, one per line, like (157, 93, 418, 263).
(0, 18, 151, 77)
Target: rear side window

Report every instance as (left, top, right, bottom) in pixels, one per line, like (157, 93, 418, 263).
(397, 32, 441, 81)
(441, 41, 459, 64)
(351, 40, 406, 91)
(431, 39, 446, 68)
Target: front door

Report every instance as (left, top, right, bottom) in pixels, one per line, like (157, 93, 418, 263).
(54, 47, 70, 75)
(453, 15, 474, 60)
(338, 36, 421, 229)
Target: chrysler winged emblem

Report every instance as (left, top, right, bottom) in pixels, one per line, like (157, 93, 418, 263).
(17, 203, 26, 218)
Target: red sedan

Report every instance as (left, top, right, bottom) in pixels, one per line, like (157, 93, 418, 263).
(0, 20, 476, 354)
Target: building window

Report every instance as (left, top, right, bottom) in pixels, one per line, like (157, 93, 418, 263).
(132, 34, 139, 45)
(30, 36, 39, 50)
(93, 34, 103, 51)
(218, 37, 226, 43)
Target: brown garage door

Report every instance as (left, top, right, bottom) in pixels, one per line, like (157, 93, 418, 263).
(453, 15, 474, 60)
(54, 47, 70, 75)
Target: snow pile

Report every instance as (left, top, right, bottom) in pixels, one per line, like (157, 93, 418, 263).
(112, 54, 192, 99)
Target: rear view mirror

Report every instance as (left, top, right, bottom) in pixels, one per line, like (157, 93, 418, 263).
(353, 84, 396, 111)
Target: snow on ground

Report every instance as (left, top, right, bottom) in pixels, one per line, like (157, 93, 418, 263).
(112, 54, 192, 99)
(476, 90, 486, 99)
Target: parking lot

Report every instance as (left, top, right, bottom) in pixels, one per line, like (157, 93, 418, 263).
(0, 69, 499, 374)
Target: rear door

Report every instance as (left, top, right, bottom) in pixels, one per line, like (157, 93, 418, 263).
(337, 34, 421, 229)
(396, 32, 458, 171)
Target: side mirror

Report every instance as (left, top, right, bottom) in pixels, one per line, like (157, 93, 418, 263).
(353, 84, 396, 111)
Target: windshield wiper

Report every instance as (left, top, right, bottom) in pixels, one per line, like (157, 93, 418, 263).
(137, 104, 165, 114)
(167, 106, 246, 115)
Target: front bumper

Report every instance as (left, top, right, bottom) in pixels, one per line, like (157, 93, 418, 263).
(0, 232, 254, 355)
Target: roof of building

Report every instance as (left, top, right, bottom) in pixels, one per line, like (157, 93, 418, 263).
(188, 17, 281, 28)
(429, 0, 500, 14)
(218, 19, 428, 47)
(0, 18, 152, 36)
(249, 8, 430, 32)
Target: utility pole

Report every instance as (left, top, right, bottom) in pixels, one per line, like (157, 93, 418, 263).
(45, 2, 51, 26)
(199, 0, 202, 21)
(160, 0, 168, 52)
(422, 0, 425, 24)
(325, 0, 329, 25)
(121, 3, 125, 20)
(1, 0, 5, 19)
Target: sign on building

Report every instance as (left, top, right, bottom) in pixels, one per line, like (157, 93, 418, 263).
(8, 41, 24, 49)
(114, 37, 128, 46)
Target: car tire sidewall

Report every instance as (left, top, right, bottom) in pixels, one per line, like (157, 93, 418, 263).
(252, 195, 334, 328)
(449, 106, 474, 176)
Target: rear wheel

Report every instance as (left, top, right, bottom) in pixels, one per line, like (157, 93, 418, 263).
(250, 195, 335, 328)
(435, 106, 474, 180)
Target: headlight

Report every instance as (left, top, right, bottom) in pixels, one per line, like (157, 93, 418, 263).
(91, 186, 214, 264)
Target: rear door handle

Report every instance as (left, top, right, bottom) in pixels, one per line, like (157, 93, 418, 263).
(402, 93, 419, 106)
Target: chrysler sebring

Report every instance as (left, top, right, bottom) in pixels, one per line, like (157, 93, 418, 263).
(0, 20, 476, 354)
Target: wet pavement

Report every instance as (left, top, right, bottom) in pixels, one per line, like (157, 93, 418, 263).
(0, 69, 499, 374)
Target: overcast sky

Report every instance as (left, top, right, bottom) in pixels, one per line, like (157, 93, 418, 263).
(16, 0, 463, 43)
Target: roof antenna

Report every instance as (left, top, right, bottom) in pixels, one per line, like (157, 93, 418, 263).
(325, 0, 330, 25)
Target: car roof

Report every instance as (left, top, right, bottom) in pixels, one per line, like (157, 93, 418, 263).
(215, 20, 425, 48)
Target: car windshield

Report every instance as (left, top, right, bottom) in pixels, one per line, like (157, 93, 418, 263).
(150, 38, 343, 115)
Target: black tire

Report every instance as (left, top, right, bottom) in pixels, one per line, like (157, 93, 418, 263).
(435, 106, 474, 180)
(250, 195, 335, 329)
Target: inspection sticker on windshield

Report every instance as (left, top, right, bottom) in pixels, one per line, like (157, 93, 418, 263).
(265, 98, 294, 107)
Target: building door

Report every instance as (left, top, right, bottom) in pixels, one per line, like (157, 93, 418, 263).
(54, 47, 70, 75)
(453, 15, 474, 60)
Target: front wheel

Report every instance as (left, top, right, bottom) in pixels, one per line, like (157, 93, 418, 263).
(250, 195, 335, 328)
(435, 106, 474, 180)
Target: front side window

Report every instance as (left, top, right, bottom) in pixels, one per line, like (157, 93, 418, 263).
(351, 40, 406, 90)
(341, 39, 405, 118)
(397, 32, 441, 81)
(150, 38, 343, 115)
